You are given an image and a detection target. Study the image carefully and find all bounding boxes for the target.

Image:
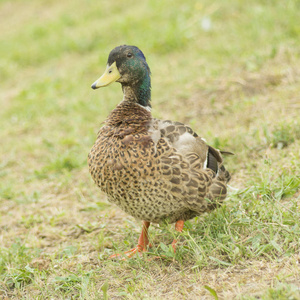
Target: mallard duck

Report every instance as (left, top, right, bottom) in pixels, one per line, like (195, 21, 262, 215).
(88, 45, 232, 259)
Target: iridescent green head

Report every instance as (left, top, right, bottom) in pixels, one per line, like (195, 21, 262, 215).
(92, 45, 151, 107)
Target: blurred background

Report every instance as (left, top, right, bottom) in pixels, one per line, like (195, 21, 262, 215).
(0, 0, 300, 298)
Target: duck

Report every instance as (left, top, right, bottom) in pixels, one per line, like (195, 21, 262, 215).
(88, 45, 232, 259)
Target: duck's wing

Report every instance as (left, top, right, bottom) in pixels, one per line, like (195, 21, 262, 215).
(149, 118, 231, 212)
(150, 118, 231, 173)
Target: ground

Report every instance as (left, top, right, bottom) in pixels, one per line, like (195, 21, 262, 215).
(0, 0, 300, 299)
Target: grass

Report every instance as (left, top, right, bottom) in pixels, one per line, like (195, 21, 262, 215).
(1, 0, 300, 298)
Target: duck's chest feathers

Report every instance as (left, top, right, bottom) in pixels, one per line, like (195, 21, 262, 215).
(88, 102, 155, 195)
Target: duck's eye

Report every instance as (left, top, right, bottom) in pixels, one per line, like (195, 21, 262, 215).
(127, 53, 133, 58)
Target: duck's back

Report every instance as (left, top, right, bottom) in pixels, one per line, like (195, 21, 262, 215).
(88, 101, 229, 223)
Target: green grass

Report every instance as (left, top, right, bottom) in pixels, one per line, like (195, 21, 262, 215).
(1, 0, 300, 298)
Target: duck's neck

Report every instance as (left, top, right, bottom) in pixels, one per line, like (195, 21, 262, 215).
(122, 75, 151, 108)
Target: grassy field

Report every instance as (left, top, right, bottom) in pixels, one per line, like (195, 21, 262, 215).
(1, 0, 300, 299)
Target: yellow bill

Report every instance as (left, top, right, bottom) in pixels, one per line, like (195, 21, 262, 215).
(91, 62, 121, 89)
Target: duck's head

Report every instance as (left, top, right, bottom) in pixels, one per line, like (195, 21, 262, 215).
(92, 45, 151, 107)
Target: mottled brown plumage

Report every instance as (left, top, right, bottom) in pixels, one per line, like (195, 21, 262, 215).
(88, 45, 232, 258)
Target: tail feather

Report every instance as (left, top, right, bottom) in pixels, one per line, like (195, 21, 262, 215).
(219, 165, 231, 183)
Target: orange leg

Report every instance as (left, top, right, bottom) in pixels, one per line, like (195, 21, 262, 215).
(109, 221, 151, 260)
(171, 220, 184, 253)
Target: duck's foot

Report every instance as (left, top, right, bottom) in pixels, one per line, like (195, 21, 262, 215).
(109, 221, 151, 260)
(171, 220, 184, 253)
(109, 220, 185, 260)
(109, 244, 149, 260)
